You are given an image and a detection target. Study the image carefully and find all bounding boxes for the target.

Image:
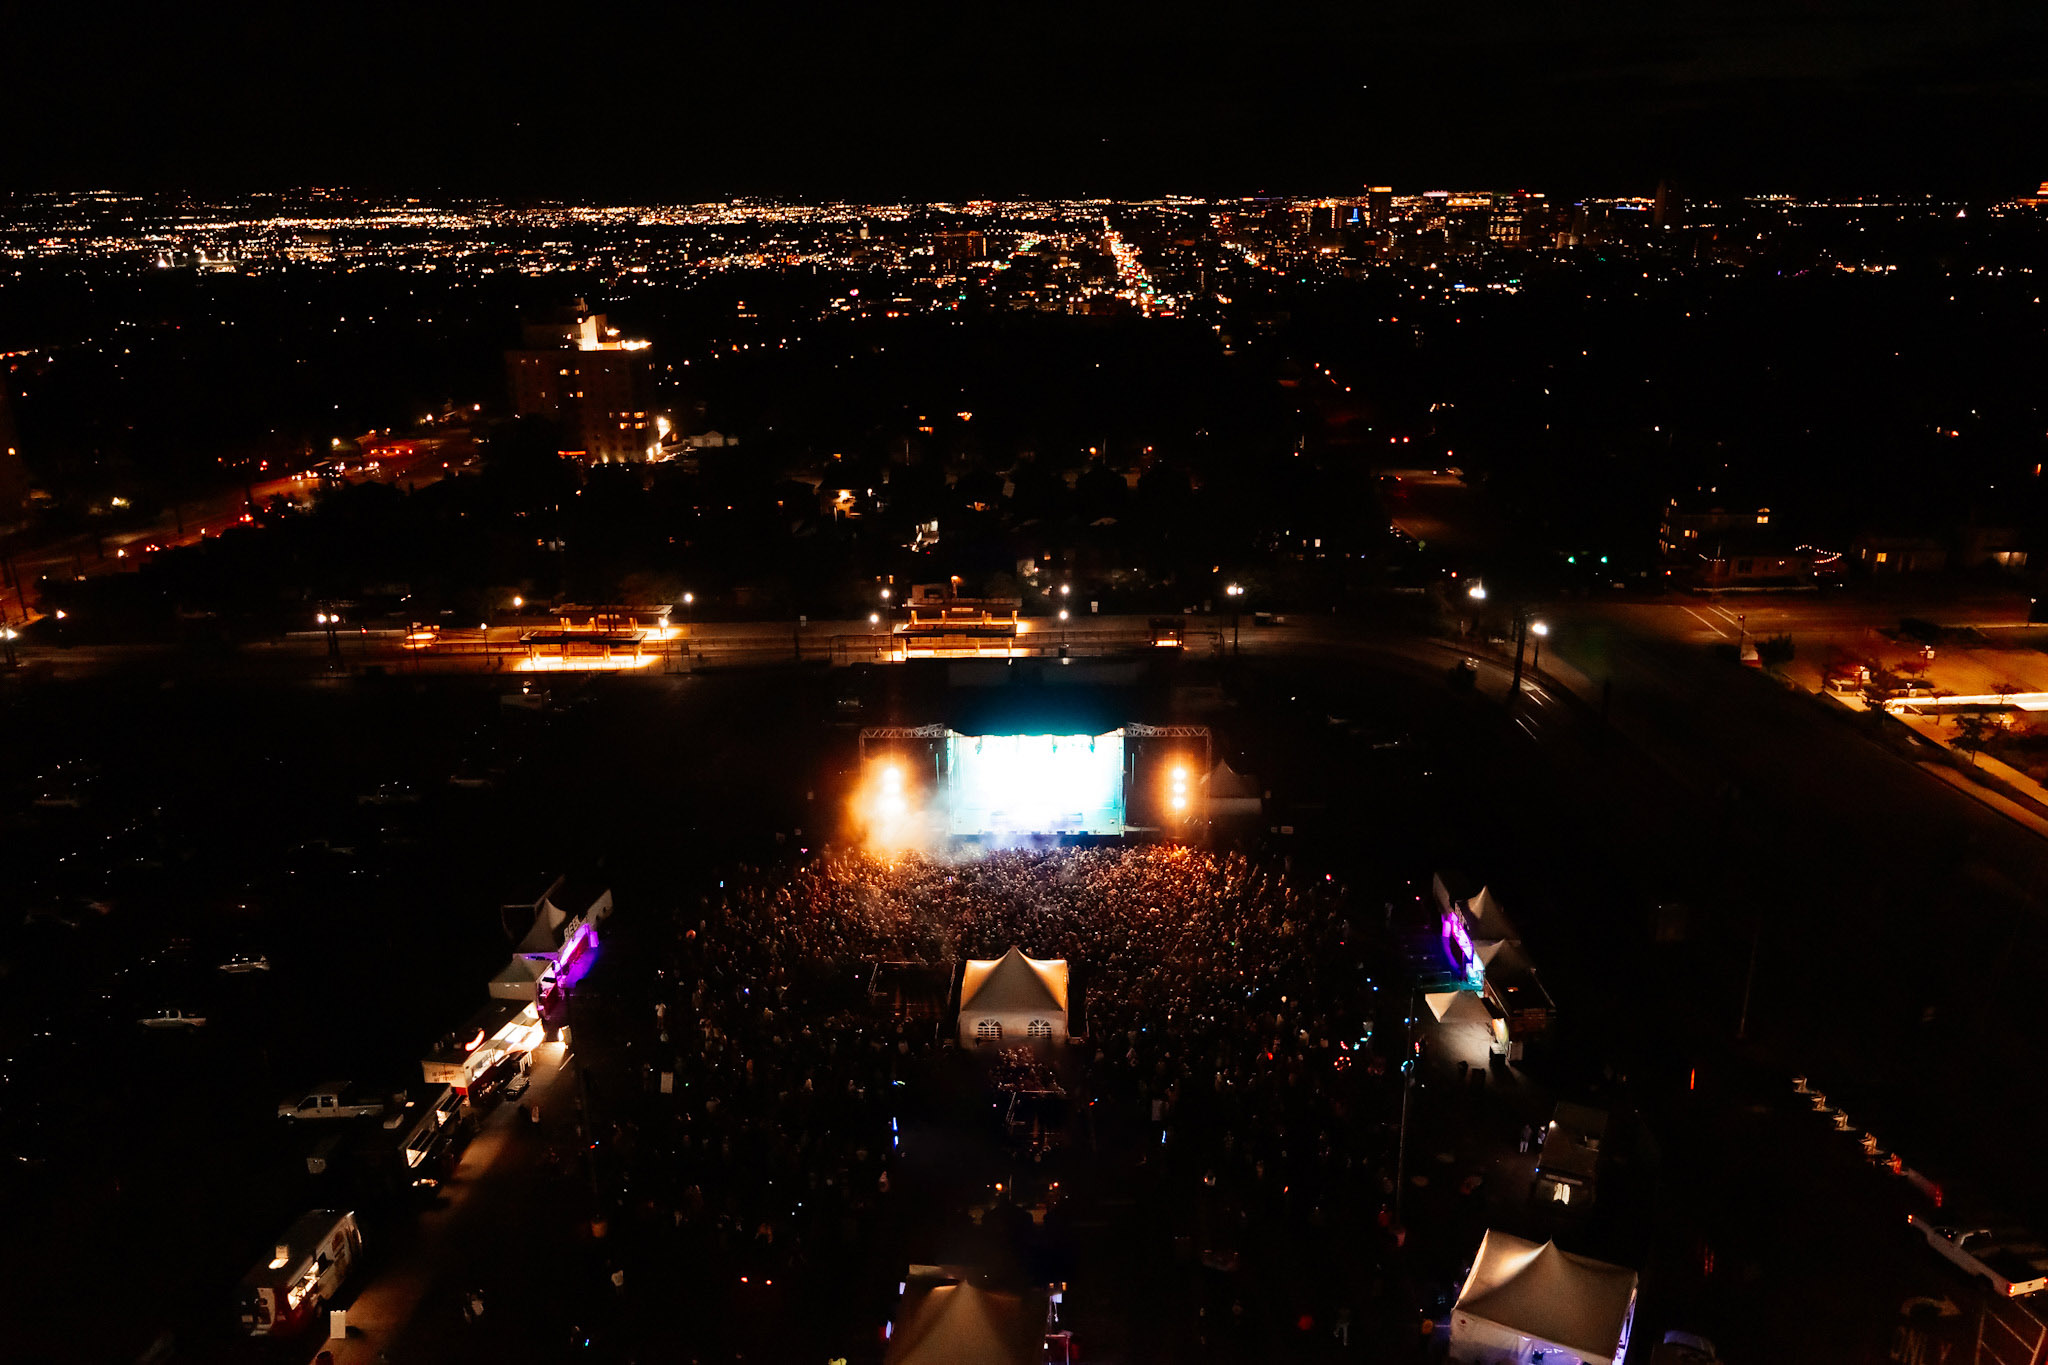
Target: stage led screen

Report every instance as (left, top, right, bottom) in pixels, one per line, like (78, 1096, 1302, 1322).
(945, 731, 1125, 836)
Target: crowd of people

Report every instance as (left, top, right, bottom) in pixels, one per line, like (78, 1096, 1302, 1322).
(601, 843, 1417, 1359)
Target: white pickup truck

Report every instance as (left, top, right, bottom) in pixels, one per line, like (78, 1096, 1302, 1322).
(1910, 1215, 2048, 1298)
(278, 1081, 390, 1121)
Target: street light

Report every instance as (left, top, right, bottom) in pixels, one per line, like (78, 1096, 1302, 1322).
(316, 607, 343, 669)
(1467, 584, 1487, 601)
(1225, 584, 1244, 655)
(1530, 620, 1549, 676)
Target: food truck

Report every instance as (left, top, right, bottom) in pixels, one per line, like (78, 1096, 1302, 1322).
(236, 1209, 363, 1337)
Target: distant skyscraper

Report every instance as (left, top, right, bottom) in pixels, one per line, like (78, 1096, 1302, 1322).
(1489, 191, 1542, 248)
(934, 229, 986, 262)
(1367, 186, 1394, 231)
(0, 383, 27, 527)
(505, 301, 659, 463)
(1653, 180, 1681, 229)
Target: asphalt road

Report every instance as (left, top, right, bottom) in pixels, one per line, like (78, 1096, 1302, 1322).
(3, 446, 455, 622)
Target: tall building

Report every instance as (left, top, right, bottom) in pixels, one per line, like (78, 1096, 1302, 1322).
(0, 382, 28, 527)
(505, 301, 660, 463)
(934, 229, 986, 262)
(1488, 190, 1543, 249)
(1653, 179, 1681, 229)
(1367, 186, 1394, 231)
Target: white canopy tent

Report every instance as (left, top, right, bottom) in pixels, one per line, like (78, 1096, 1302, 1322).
(1450, 1230, 1638, 1365)
(958, 947, 1069, 1047)
(886, 1276, 1048, 1365)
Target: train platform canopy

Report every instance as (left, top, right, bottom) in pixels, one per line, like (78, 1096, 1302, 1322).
(1450, 1231, 1637, 1365)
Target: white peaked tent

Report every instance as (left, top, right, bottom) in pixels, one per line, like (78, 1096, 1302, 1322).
(488, 952, 557, 1002)
(958, 947, 1069, 1047)
(1431, 873, 1521, 946)
(1205, 760, 1263, 818)
(1450, 1231, 1638, 1365)
(1463, 887, 1520, 945)
(1425, 990, 1497, 1025)
(885, 1279, 1048, 1365)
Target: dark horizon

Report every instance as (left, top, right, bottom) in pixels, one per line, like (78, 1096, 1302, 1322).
(6, 0, 2044, 203)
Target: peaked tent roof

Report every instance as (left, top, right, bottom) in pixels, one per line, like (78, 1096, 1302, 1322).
(1425, 989, 1498, 1024)
(1463, 887, 1520, 944)
(488, 953, 556, 997)
(961, 947, 1069, 1014)
(885, 1281, 1047, 1365)
(1206, 759, 1260, 798)
(1455, 1230, 1637, 1360)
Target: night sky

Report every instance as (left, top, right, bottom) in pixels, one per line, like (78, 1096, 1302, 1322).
(6, 0, 2045, 198)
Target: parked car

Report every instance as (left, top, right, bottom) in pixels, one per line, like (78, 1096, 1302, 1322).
(138, 1008, 207, 1030)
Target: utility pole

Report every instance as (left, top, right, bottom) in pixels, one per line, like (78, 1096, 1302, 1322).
(1394, 1055, 1415, 1231)
(1736, 919, 1760, 1041)
(1507, 614, 1528, 709)
(1394, 988, 1418, 1231)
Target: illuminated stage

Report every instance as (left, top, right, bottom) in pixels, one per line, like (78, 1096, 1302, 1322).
(946, 732, 1126, 836)
(858, 724, 1211, 842)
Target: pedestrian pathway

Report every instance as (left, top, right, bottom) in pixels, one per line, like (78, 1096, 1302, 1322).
(312, 1044, 583, 1364)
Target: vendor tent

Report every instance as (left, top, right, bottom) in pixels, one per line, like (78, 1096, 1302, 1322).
(885, 1279, 1048, 1365)
(1463, 887, 1520, 945)
(1425, 990, 1498, 1025)
(1430, 873, 1521, 945)
(488, 953, 556, 1002)
(958, 947, 1069, 1047)
(1450, 1230, 1637, 1365)
(1204, 760, 1263, 818)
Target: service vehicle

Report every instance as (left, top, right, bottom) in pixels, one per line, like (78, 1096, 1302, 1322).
(391, 1085, 470, 1189)
(1910, 1215, 2048, 1297)
(304, 1086, 470, 1195)
(137, 1008, 207, 1030)
(1533, 1101, 1608, 1208)
(236, 1209, 363, 1337)
(278, 1081, 390, 1121)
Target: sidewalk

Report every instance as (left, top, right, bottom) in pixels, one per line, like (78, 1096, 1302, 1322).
(1883, 710, 2048, 837)
(313, 1042, 588, 1364)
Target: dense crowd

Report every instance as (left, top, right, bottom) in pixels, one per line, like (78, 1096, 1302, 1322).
(613, 844, 1409, 1358)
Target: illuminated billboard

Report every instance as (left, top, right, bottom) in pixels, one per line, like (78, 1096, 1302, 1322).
(945, 731, 1125, 836)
